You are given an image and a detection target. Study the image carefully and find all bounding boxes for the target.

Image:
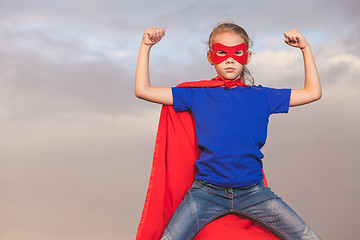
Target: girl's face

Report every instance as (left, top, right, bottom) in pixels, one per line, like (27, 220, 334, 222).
(207, 32, 251, 80)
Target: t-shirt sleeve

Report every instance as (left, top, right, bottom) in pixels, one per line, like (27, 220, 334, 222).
(171, 87, 195, 112)
(263, 86, 291, 114)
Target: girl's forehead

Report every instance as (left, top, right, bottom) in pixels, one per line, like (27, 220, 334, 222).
(211, 32, 245, 47)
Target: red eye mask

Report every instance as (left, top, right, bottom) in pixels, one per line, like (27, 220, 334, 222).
(209, 43, 248, 65)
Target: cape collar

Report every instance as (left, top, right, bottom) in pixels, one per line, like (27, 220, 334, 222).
(211, 76, 248, 88)
(177, 76, 248, 88)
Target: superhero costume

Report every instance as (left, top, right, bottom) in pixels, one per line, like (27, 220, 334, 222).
(136, 78, 279, 240)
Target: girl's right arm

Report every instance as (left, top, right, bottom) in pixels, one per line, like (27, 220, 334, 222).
(135, 27, 173, 105)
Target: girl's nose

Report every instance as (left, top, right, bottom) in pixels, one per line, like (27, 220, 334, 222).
(225, 57, 235, 63)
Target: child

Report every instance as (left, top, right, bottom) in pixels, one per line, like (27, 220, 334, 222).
(135, 23, 321, 240)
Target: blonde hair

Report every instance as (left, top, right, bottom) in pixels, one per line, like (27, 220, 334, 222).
(208, 22, 254, 85)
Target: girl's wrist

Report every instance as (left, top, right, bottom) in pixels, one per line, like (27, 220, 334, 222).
(140, 42, 153, 51)
(301, 44, 311, 53)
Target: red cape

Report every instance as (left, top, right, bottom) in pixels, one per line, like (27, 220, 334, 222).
(136, 80, 279, 240)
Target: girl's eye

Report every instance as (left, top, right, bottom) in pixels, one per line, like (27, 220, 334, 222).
(216, 50, 227, 56)
(235, 50, 244, 56)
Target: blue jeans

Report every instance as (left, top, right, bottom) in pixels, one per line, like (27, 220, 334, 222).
(161, 180, 320, 240)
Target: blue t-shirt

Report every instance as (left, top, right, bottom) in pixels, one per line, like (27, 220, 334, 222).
(172, 85, 291, 187)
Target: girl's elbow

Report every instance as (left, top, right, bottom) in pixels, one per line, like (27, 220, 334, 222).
(308, 87, 322, 102)
(135, 89, 145, 99)
(317, 92, 322, 100)
(310, 91, 322, 103)
(314, 90, 322, 101)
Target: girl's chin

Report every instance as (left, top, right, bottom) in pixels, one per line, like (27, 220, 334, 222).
(220, 75, 240, 81)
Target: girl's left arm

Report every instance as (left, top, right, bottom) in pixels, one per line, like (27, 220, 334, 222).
(284, 30, 322, 107)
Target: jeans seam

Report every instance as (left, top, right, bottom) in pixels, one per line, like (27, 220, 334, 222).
(188, 209, 292, 240)
(230, 209, 292, 240)
(189, 210, 231, 240)
(302, 225, 310, 239)
(270, 197, 276, 226)
(187, 189, 200, 229)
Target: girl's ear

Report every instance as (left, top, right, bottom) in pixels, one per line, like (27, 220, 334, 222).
(246, 51, 252, 64)
(207, 51, 214, 65)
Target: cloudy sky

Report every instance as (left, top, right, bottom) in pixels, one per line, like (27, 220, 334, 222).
(0, 0, 359, 239)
